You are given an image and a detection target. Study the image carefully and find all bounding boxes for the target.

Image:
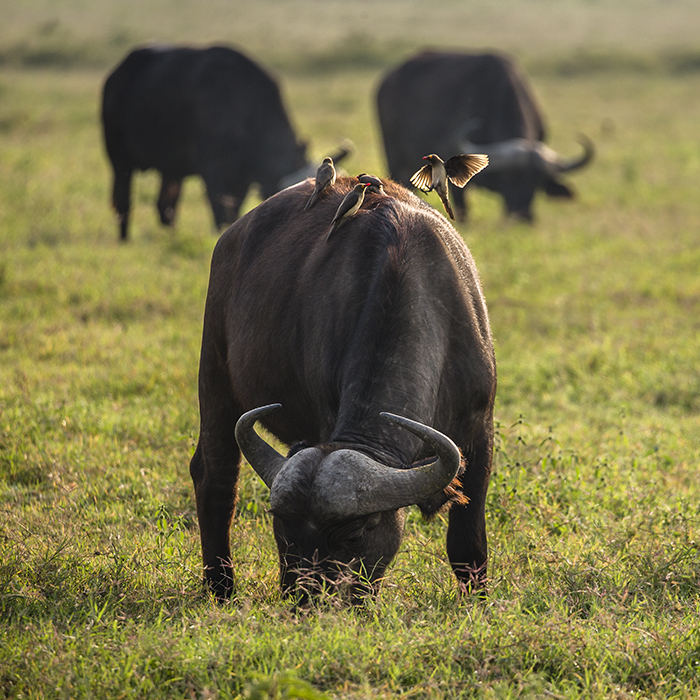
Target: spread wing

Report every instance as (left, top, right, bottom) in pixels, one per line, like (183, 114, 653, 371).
(444, 154, 489, 187)
(410, 163, 434, 191)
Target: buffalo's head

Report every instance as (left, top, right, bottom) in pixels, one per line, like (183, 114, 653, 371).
(460, 135, 594, 221)
(235, 404, 461, 604)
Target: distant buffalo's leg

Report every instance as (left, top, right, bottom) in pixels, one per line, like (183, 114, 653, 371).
(201, 160, 247, 230)
(449, 182, 469, 223)
(189, 334, 242, 600)
(446, 417, 493, 592)
(157, 176, 182, 226)
(111, 164, 133, 241)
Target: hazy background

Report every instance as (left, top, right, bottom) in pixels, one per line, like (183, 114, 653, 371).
(3, 0, 700, 66)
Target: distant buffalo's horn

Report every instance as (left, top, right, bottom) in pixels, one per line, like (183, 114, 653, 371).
(460, 138, 535, 171)
(278, 163, 317, 191)
(460, 135, 594, 176)
(309, 413, 462, 520)
(235, 404, 287, 488)
(326, 138, 354, 165)
(552, 134, 595, 173)
(277, 139, 354, 190)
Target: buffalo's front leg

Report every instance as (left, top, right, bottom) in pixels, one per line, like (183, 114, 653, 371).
(190, 440, 240, 600)
(446, 421, 493, 592)
(111, 164, 133, 241)
(157, 176, 182, 226)
(200, 158, 247, 230)
(190, 331, 243, 600)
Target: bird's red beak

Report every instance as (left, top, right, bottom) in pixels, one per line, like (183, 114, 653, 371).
(422, 156, 429, 160)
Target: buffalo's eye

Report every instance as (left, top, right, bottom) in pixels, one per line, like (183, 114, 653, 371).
(324, 518, 369, 554)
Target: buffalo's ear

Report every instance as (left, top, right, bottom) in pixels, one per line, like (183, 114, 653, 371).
(415, 491, 452, 519)
(543, 178, 574, 199)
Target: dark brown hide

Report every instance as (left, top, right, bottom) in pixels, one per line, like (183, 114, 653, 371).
(101, 45, 308, 240)
(190, 178, 496, 601)
(377, 51, 592, 222)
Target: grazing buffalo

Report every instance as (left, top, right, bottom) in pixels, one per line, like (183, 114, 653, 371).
(377, 51, 594, 222)
(102, 45, 333, 240)
(190, 176, 497, 602)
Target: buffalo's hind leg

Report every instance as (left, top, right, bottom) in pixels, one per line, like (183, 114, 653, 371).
(190, 340, 242, 601)
(446, 420, 493, 594)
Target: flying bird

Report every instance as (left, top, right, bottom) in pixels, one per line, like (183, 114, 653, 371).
(326, 182, 371, 241)
(305, 157, 337, 210)
(410, 153, 489, 220)
(357, 173, 385, 194)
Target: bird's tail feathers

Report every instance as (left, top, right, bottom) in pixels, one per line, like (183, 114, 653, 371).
(442, 198, 455, 220)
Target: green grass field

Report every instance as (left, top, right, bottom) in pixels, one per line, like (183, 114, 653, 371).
(2, 1, 700, 698)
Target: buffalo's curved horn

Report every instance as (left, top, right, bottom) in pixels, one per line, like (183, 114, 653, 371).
(278, 163, 317, 191)
(460, 135, 594, 176)
(551, 134, 595, 173)
(326, 138, 354, 166)
(379, 412, 461, 475)
(374, 411, 462, 506)
(459, 138, 533, 171)
(235, 404, 287, 488)
(310, 413, 462, 520)
(277, 139, 355, 190)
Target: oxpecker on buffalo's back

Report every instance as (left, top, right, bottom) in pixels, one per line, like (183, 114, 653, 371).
(326, 182, 371, 241)
(305, 157, 337, 210)
(357, 173, 385, 194)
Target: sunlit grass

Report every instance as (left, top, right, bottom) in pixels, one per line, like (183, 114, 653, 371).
(2, 3, 700, 697)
